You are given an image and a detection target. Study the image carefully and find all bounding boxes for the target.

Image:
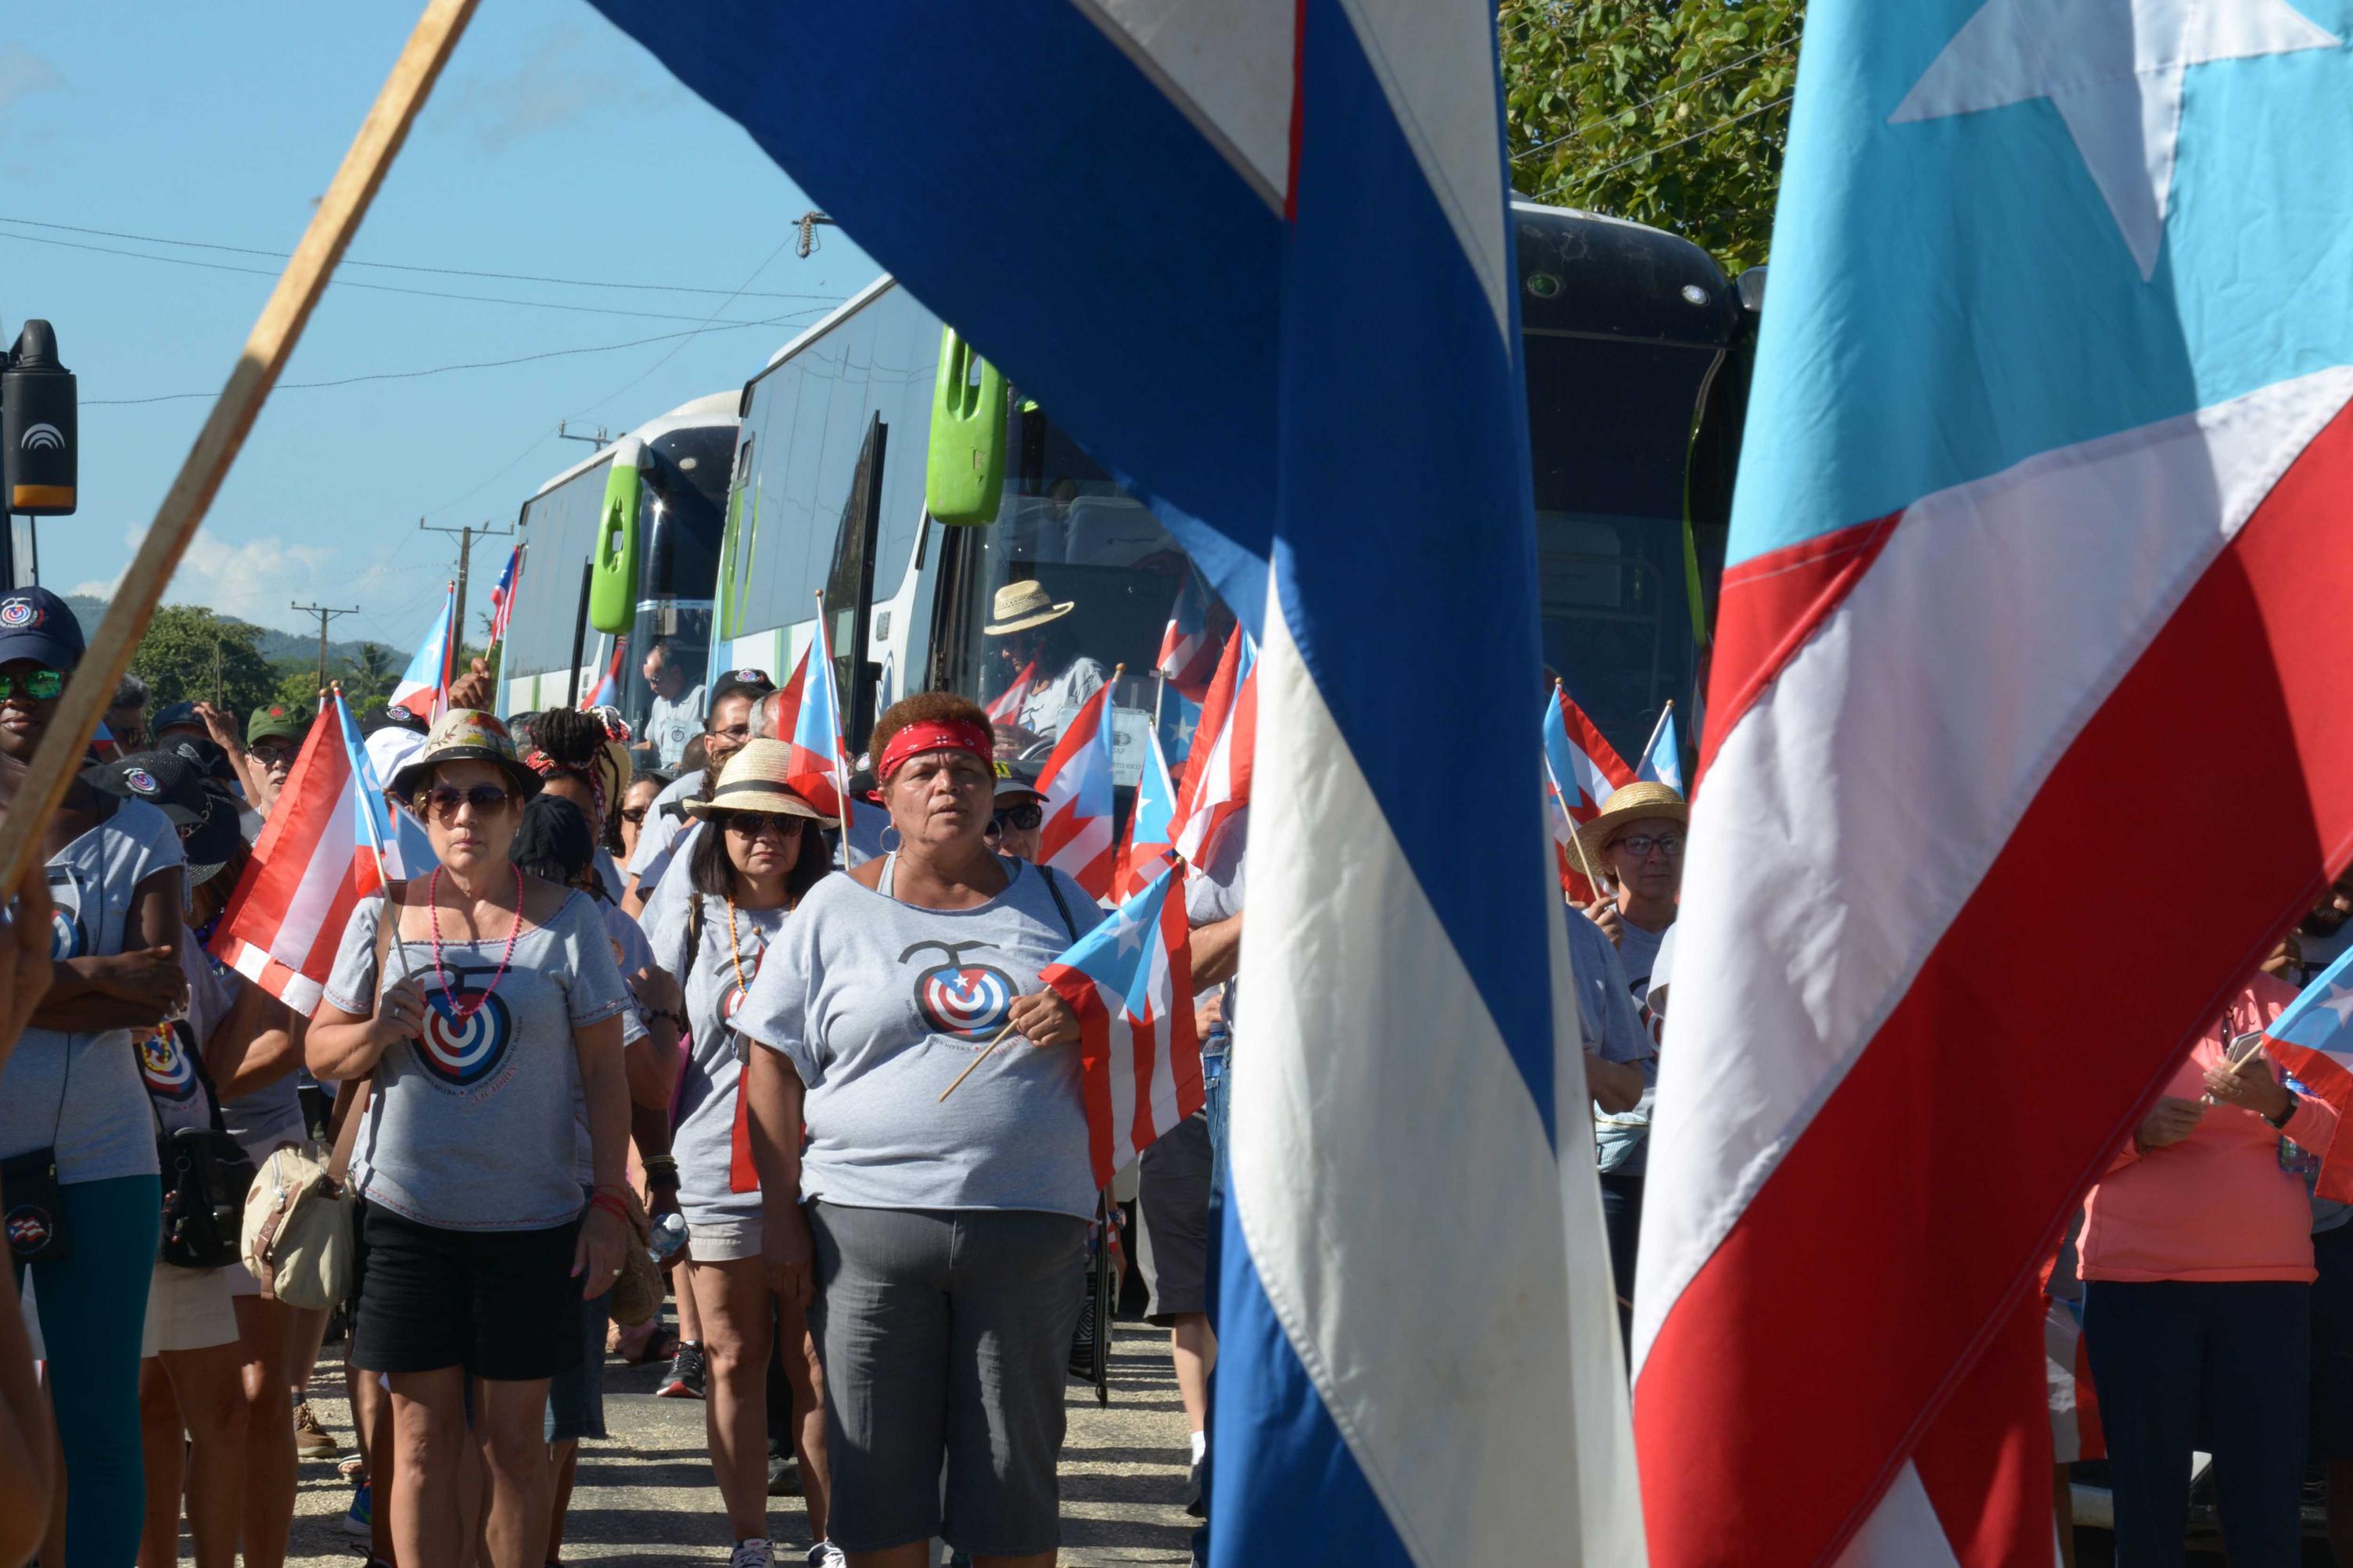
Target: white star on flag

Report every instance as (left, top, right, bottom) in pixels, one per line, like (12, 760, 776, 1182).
(2322, 983, 2353, 1028)
(1109, 905, 1148, 956)
(1891, 0, 2338, 278)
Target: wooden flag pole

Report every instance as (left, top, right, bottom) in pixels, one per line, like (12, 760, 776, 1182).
(939, 1020, 1022, 1103)
(0, 0, 480, 899)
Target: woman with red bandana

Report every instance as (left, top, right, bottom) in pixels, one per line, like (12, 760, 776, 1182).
(736, 692, 1100, 1568)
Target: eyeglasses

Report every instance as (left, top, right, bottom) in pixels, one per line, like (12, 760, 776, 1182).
(620, 806, 648, 825)
(985, 802, 1044, 837)
(706, 723, 751, 745)
(0, 669, 64, 701)
(250, 744, 299, 766)
(415, 784, 515, 821)
(724, 812, 807, 839)
(1613, 834, 1686, 860)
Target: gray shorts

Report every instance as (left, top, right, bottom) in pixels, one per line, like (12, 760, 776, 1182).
(806, 1201, 1087, 1556)
(545, 1290, 612, 1444)
(1136, 1111, 1212, 1325)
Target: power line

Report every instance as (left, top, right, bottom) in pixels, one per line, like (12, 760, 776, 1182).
(0, 230, 792, 327)
(0, 215, 842, 301)
(83, 307, 835, 407)
(1515, 36, 1798, 164)
(567, 234, 798, 421)
(1530, 91, 1794, 205)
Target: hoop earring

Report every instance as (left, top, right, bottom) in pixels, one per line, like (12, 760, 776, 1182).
(878, 824, 903, 854)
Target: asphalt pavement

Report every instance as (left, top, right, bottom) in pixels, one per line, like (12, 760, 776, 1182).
(274, 1324, 1199, 1567)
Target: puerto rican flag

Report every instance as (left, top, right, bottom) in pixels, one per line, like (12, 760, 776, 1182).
(785, 615, 851, 823)
(1035, 680, 1117, 903)
(586, 0, 1641, 1559)
(763, 639, 811, 751)
(486, 544, 522, 648)
(1041, 860, 1205, 1189)
(1116, 721, 1180, 902)
(1169, 627, 1255, 869)
(984, 658, 1036, 728)
(1155, 569, 1220, 701)
(1636, 5, 2353, 1565)
(210, 692, 404, 1014)
(2258, 945, 2353, 1204)
(1542, 683, 1633, 900)
(389, 583, 456, 721)
(1633, 701, 1683, 797)
(579, 636, 626, 711)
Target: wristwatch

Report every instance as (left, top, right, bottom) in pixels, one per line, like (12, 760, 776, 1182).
(2268, 1090, 2300, 1130)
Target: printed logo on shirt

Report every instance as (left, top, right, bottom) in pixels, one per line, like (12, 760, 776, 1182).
(46, 866, 85, 961)
(138, 1020, 200, 1103)
(901, 939, 1016, 1042)
(413, 977, 517, 1093)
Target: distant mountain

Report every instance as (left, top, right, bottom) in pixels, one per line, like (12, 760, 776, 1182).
(62, 593, 398, 669)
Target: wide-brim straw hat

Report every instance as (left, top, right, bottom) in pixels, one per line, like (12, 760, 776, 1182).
(1573, 780, 1690, 874)
(983, 579, 1075, 636)
(682, 737, 825, 820)
(387, 709, 543, 802)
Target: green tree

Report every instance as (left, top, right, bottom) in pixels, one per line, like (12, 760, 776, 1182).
(129, 605, 279, 716)
(341, 642, 398, 713)
(1499, 0, 1802, 273)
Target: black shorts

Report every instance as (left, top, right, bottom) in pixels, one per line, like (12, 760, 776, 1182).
(1136, 1111, 1212, 1325)
(2313, 1220, 2353, 1460)
(352, 1204, 585, 1382)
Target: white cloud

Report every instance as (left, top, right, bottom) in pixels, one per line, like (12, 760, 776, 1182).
(0, 45, 63, 115)
(75, 528, 336, 630)
(435, 28, 656, 153)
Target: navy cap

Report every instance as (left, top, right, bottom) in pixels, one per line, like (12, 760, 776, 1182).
(152, 701, 205, 737)
(84, 749, 207, 825)
(713, 668, 774, 705)
(0, 587, 84, 673)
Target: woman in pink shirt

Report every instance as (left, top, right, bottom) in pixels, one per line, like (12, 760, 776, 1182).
(2080, 978, 2337, 1566)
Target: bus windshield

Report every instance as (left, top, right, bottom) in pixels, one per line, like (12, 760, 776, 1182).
(611, 422, 735, 770)
(936, 404, 1231, 777)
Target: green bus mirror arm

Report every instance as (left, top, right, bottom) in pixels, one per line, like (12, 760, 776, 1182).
(925, 326, 1006, 526)
(588, 437, 644, 637)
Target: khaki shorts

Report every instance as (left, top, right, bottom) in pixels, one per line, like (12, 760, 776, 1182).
(686, 1214, 763, 1262)
(142, 1260, 240, 1356)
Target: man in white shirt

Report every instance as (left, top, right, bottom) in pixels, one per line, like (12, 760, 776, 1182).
(640, 640, 707, 770)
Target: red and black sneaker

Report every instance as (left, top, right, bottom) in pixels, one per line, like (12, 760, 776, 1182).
(654, 1339, 707, 1401)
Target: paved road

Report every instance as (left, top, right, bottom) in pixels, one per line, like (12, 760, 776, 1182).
(278, 1326, 1198, 1566)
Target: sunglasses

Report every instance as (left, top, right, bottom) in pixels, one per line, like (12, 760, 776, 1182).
(415, 784, 516, 821)
(986, 802, 1044, 836)
(0, 668, 64, 701)
(620, 806, 648, 825)
(724, 811, 808, 839)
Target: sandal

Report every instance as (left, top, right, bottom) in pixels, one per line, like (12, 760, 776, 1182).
(618, 1326, 678, 1366)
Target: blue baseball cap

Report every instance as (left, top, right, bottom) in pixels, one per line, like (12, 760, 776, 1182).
(0, 587, 84, 672)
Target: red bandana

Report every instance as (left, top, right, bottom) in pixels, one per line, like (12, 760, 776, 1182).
(877, 719, 993, 782)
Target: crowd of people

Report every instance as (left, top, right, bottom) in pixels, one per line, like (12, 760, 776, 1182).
(5, 573, 2346, 1568)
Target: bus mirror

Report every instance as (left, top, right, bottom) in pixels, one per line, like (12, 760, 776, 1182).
(1736, 265, 1768, 316)
(589, 437, 644, 637)
(926, 326, 1006, 526)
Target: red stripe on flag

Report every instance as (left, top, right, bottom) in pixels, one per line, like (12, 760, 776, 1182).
(1127, 1010, 1160, 1157)
(1047, 972, 1119, 1188)
(1636, 404, 2353, 1565)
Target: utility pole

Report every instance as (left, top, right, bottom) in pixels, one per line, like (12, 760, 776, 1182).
(212, 637, 223, 706)
(292, 601, 357, 704)
(419, 518, 513, 661)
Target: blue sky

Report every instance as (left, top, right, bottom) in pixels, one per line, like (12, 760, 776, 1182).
(0, 1, 873, 647)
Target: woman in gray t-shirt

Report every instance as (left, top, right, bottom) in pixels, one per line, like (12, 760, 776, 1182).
(644, 739, 836, 1563)
(737, 693, 1099, 1563)
(307, 709, 632, 1568)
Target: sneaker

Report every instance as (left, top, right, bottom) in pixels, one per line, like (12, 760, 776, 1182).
(293, 1400, 342, 1459)
(806, 1543, 848, 1568)
(767, 1451, 800, 1496)
(656, 1340, 708, 1401)
(729, 1539, 774, 1568)
(342, 1480, 372, 1538)
(1185, 1452, 1206, 1517)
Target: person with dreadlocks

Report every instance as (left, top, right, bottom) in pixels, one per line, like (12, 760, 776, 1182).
(524, 709, 634, 903)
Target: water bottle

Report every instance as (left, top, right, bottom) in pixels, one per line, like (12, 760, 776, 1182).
(648, 1211, 688, 1263)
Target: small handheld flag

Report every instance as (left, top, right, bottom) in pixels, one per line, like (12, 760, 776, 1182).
(1155, 569, 1220, 701)
(985, 659, 1037, 727)
(1635, 701, 1684, 795)
(1115, 722, 1179, 901)
(1036, 673, 1120, 902)
(786, 595, 853, 823)
(390, 584, 457, 722)
(1169, 629, 1254, 868)
(2258, 952, 2353, 1202)
(580, 636, 626, 711)
(1040, 862, 1204, 1187)
(486, 544, 522, 649)
(1541, 684, 1633, 900)
(763, 641, 812, 752)
(211, 692, 403, 1014)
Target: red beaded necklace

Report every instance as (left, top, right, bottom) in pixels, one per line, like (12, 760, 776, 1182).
(427, 864, 524, 1022)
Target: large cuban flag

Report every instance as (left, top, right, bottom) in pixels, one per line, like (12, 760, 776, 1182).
(1636, 4, 2353, 1565)
(582, 0, 1639, 1560)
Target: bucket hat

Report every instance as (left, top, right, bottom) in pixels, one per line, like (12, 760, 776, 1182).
(386, 709, 541, 803)
(682, 738, 824, 822)
(983, 580, 1075, 636)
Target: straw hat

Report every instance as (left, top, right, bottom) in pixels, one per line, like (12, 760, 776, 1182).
(1572, 780, 1690, 873)
(387, 709, 542, 802)
(983, 579, 1075, 635)
(682, 737, 824, 821)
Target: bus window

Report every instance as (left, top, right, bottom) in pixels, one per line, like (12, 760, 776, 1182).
(612, 422, 735, 769)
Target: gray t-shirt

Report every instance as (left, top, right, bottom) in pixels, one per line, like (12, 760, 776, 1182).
(0, 799, 184, 1183)
(1184, 807, 1246, 1035)
(324, 888, 630, 1231)
(626, 770, 704, 893)
(1595, 914, 1673, 1175)
(644, 872, 789, 1227)
(735, 856, 1104, 1218)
